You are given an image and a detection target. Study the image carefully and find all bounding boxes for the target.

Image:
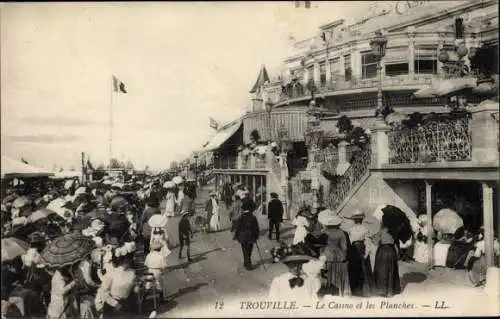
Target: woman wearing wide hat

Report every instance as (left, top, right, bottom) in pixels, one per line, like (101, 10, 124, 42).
(318, 212, 351, 297)
(268, 246, 324, 300)
(346, 211, 373, 297)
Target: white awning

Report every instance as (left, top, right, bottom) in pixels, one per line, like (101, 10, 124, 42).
(1, 156, 54, 179)
(203, 121, 242, 151)
(432, 77, 476, 96)
(413, 86, 437, 98)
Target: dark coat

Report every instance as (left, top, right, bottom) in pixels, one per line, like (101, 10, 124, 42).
(140, 206, 161, 236)
(267, 198, 284, 222)
(235, 212, 259, 244)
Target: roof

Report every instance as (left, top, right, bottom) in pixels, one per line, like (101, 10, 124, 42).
(249, 65, 270, 94)
(1, 156, 54, 179)
(203, 121, 242, 151)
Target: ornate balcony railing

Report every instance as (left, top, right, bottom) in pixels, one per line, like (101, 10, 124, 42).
(326, 145, 372, 211)
(275, 74, 434, 105)
(315, 148, 339, 175)
(387, 116, 472, 164)
(214, 156, 238, 169)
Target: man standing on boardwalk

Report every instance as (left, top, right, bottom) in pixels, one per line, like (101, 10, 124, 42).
(267, 192, 284, 241)
(235, 201, 260, 270)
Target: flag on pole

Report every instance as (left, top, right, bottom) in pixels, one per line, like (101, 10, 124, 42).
(112, 75, 127, 94)
(20, 158, 29, 164)
(86, 159, 94, 171)
(209, 117, 219, 130)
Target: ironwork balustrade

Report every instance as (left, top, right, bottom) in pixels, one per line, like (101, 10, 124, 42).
(325, 145, 372, 211)
(315, 148, 339, 175)
(387, 116, 472, 164)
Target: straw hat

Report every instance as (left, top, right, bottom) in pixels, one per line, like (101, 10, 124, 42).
(181, 211, 191, 216)
(281, 254, 314, 265)
(148, 214, 167, 228)
(349, 210, 365, 220)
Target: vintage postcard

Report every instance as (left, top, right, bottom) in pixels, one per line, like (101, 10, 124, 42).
(1, 1, 499, 318)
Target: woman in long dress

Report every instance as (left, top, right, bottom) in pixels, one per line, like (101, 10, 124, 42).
(413, 214, 431, 263)
(292, 210, 310, 245)
(320, 215, 351, 297)
(373, 226, 401, 297)
(163, 187, 176, 218)
(346, 211, 373, 297)
(46, 266, 78, 319)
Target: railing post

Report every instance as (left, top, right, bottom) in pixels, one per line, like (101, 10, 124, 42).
(470, 102, 499, 164)
(250, 154, 256, 169)
(336, 140, 351, 175)
(265, 144, 274, 170)
(237, 151, 243, 169)
(370, 119, 391, 168)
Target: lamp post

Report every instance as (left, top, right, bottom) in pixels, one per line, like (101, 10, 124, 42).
(370, 30, 388, 119)
(265, 98, 274, 142)
(194, 154, 199, 188)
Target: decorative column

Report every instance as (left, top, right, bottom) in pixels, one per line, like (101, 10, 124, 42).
(425, 180, 433, 270)
(336, 140, 351, 175)
(339, 55, 346, 76)
(482, 182, 495, 268)
(279, 152, 290, 219)
(237, 151, 243, 169)
(325, 57, 332, 84)
(313, 62, 321, 84)
(407, 26, 416, 79)
(370, 120, 391, 169)
(304, 103, 324, 208)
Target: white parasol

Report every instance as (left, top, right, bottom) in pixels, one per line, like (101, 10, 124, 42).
(433, 208, 464, 235)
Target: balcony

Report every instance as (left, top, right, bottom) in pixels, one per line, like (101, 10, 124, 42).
(213, 156, 238, 169)
(387, 115, 472, 164)
(275, 73, 434, 106)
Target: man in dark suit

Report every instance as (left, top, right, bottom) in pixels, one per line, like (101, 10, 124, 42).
(140, 196, 161, 253)
(235, 201, 260, 270)
(267, 192, 284, 241)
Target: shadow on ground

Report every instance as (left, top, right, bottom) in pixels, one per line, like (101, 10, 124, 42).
(153, 283, 208, 316)
(401, 271, 428, 291)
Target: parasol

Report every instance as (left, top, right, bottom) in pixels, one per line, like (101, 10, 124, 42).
(1, 237, 29, 263)
(433, 208, 464, 235)
(40, 233, 95, 268)
(172, 176, 184, 185)
(163, 181, 175, 189)
(378, 205, 413, 243)
(148, 214, 167, 228)
(27, 208, 57, 224)
(317, 209, 342, 226)
(12, 196, 31, 209)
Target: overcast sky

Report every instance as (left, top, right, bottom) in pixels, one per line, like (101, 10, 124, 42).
(1, 1, 372, 171)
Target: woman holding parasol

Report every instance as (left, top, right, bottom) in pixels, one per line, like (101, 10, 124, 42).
(41, 233, 96, 319)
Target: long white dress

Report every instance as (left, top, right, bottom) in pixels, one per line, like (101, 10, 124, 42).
(164, 193, 176, 217)
(413, 225, 430, 264)
(210, 202, 221, 232)
(292, 216, 309, 245)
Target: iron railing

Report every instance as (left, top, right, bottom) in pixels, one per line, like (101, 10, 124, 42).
(325, 145, 372, 211)
(387, 116, 472, 164)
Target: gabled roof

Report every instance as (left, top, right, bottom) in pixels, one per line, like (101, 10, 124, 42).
(249, 65, 270, 94)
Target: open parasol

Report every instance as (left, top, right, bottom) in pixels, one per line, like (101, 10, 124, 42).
(27, 208, 57, 224)
(2, 237, 29, 263)
(40, 233, 95, 268)
(374, 205, 413, 243)
(433, 208, 464, 235)
(12, 196, 31, 209)
(172, 176, 184, 185)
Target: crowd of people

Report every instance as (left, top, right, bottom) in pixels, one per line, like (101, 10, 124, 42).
(1, 174, 201, 318)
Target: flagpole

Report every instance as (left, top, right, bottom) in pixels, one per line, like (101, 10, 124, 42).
(109, 76, 114, 171)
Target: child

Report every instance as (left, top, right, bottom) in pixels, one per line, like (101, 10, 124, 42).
(144, 241, 168, 301)
(178, 211, 193, 261)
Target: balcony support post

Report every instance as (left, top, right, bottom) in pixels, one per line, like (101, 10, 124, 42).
(407, 26, 416, 79)
(481, 182, 496, 268)
(424, 180, 433, 270)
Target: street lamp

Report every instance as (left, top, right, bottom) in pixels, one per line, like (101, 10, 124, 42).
(193, 154, 199, 187)
(265, 97, 274, 142)
(370, 30, 388, 118)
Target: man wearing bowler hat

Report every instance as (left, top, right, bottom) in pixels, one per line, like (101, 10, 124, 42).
(267, 192, 284, 241)
(235, 201, 260, 270)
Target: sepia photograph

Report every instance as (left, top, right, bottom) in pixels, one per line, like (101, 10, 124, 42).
(1, 1, 499, 317)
